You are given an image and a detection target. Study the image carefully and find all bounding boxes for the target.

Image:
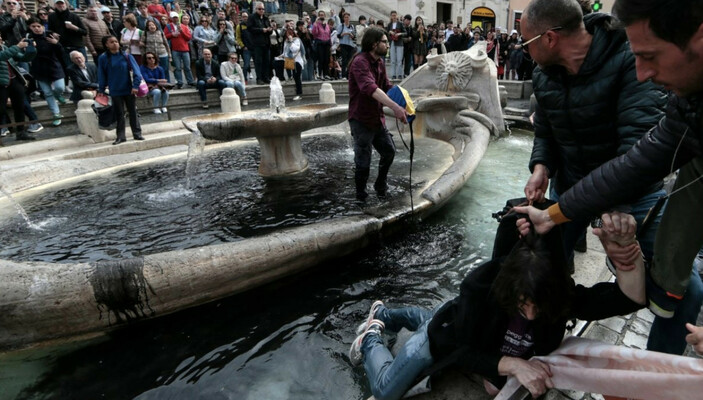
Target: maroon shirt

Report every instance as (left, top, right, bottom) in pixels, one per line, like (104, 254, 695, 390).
(348, 51, 393, 129)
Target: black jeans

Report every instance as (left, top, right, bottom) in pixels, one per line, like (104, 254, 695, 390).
(349, 119, 395, 194)
(339, 44, 355, 79)
(315, 40, 330, 77)
(293, 62, 302, 95)
(0, 78, 27, 134)
(253, 45, 270, 82)
(112, 94, 141, 140)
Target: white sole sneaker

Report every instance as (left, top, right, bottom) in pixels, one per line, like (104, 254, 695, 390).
(349, 319, 384, 367)
(356, 300, 384, 335)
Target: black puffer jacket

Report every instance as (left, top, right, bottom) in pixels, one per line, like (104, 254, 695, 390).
(559, 93, 703, 220)
(529, 13, 667, 196)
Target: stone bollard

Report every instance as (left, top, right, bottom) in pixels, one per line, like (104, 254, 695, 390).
(76, 98, 111, 143)
(319, 82, 335, 104)
(498, 85, 508, 108)
(220, 87, 241, 113)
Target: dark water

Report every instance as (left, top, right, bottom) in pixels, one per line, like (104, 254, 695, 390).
(0, 134, 533, 400)
(0, 133, 434, 263)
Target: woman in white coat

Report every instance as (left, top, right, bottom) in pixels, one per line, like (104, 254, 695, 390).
(282, 28, 305, 101)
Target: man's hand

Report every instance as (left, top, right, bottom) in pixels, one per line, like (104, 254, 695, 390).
(514, 206, 555, 236)
(16, 39, 28, 49)
(592, 212, 640, 270)
(524, 164, 549, 203)
(131, 88, 138, 95)
(685, 323, 703, 355)
(499, 357, 553, 398)
(392, 104, 408, 124)
(208, 76, 216, 84)
(65, 21, 80, 31)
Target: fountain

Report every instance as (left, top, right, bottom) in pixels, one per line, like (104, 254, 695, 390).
(0, 43, 503, 351)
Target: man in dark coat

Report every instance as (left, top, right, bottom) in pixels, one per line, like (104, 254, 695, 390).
(47, 0, 88, 67)
(518, 0, 702, 356)
(246, 1, 272, 84)
(0, 0, 28, 46)
(67, 51, 98, 104)
(195, 48, 226, 108)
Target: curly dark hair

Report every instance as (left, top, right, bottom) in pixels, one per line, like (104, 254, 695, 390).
(613, 0, 703, 49)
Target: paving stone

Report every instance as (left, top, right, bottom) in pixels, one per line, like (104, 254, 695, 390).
(629, 317, 652, 336)
(598, 316, 627, 333)
(636, 308, 655, 323)
(582, 325, 619, 345)
(622, 330, 649, 349)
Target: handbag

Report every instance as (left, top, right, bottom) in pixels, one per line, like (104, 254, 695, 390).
(284, 57, 295, 70)
(123, 53, 149, 97)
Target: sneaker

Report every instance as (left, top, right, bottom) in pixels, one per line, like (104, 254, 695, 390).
(27, 123, 43, 133)
(356, 300, 384, 335)
(154, 108, 162, 114)
(242, 98, 248, 106)
(1, 128, 9, 137)
(324, 75, 332, 80)
(349, 319, 384, 367)
(202, 103, 209, 109)
(176, 83, 183, 89)
(52, 114, 62, 126)
(292, 95, 302, 101)
(57, 95, 67, 105)
(161, 107, 168, 113)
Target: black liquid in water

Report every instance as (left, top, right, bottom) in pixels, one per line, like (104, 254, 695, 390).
(0, 134, 424, 263)
(0, 134, 534, 400)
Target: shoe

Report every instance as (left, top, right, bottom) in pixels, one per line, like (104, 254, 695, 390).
(133, 135, 145, 140)
(52, 118, 61, 126)
(392, 76, 397, 80)
(374, 181, 388, 197)
(324, 75, 331, 80)
(53, 113, 64, 119)
(162, 107, 168, 113)
(263, 80, 271, 84)
(293, 95, 302, 101)
(176, 83, 183, 89)
(356, 300, 384, 335)
(187, 82, 196, 87)
(202, 103, 209, 109)
(112, 138, 126, 145)
(27, 123, 43, 133)
(356, 190, 368, 202)
(256, 80, 264, 85)
(57, 95, 67, 105)
(574, 236, 587, 253)
(154, 108, 162, 114)
(0, 128, 9, 137)
(349, 319, 384, 367)
(242, 98, 248, 106)
(16, 133, 36, 141)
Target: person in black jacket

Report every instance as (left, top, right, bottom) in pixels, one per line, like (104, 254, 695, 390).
(0, 0, 28, 46)
(349, 212, 645, 400)
(246, 1, 272, 84)
(519, 0, 702, 357)
(195, 48, 226, 108)
(67, 51, 98, 104)
(47, 0, 87, 68)
(516, 0, 703, 356)
(27, 18, 66, 126)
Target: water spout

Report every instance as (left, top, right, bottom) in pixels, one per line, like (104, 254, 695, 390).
(185, 130, 205, 189)
(0, 186, 40, 230)
(269, 76, 286, 114)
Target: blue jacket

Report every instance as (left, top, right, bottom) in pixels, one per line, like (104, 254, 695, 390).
(98, 51, 142, 97)
(139, 64, 166, 85)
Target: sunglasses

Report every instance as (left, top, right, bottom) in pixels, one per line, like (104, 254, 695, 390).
(146, 56, 155, 59)
(256, 8, 264, 10)
(521, 26, 563, 54)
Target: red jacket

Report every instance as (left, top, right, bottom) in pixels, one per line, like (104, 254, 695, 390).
(164, 23, 192, 52)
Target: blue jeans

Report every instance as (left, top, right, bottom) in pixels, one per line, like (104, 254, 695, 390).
(242, 48, 252, 76)
(362, 306, 435, 400)
(223, 80, 247, 98)
(390, 43, 404, 78)
(551, 187, 703, 354)
(197, 79, 227, 101)
(149, 88, 169, 108)
(172, 51, 195, 85)
(265, 1, 276, 13)
(278, 0, 286, 13)
(159, 55, 171, 83)
(302, 58, 314, 81)
(37, 79, 66, 115)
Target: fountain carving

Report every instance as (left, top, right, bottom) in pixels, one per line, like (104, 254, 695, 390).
(0, 44, 504, 351)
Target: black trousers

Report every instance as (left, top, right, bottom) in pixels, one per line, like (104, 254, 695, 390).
(253, 45, 270, 82)
(112, 94, 141, 140)
(0, 78, 27, 134)
(339, 44, 355, 79)
(315, 40, 330, 77)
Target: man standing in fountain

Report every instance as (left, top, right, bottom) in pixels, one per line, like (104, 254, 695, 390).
(348, 27, 408, 202)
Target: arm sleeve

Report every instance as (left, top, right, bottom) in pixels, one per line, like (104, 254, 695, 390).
(83, 19, 96, 54)
(558, 98, 700, 221)
(529, 102, 557, 175)
(97, 56, 107, 93)
(349, 57, 378, 97)
(571, 282, 643, 321)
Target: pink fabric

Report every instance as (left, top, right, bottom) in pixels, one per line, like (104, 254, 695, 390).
(496, 336, 703, 400)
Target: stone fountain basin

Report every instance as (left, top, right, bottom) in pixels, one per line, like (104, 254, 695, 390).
(182, 104, 349, 141)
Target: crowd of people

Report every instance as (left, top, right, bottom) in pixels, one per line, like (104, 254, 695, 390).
(0, 0, 539, 145)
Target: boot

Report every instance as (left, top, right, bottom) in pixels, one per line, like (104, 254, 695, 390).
(355, 168, 370, 201)
(16, 132, 36, 141)
(374, 179, 388, 197)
